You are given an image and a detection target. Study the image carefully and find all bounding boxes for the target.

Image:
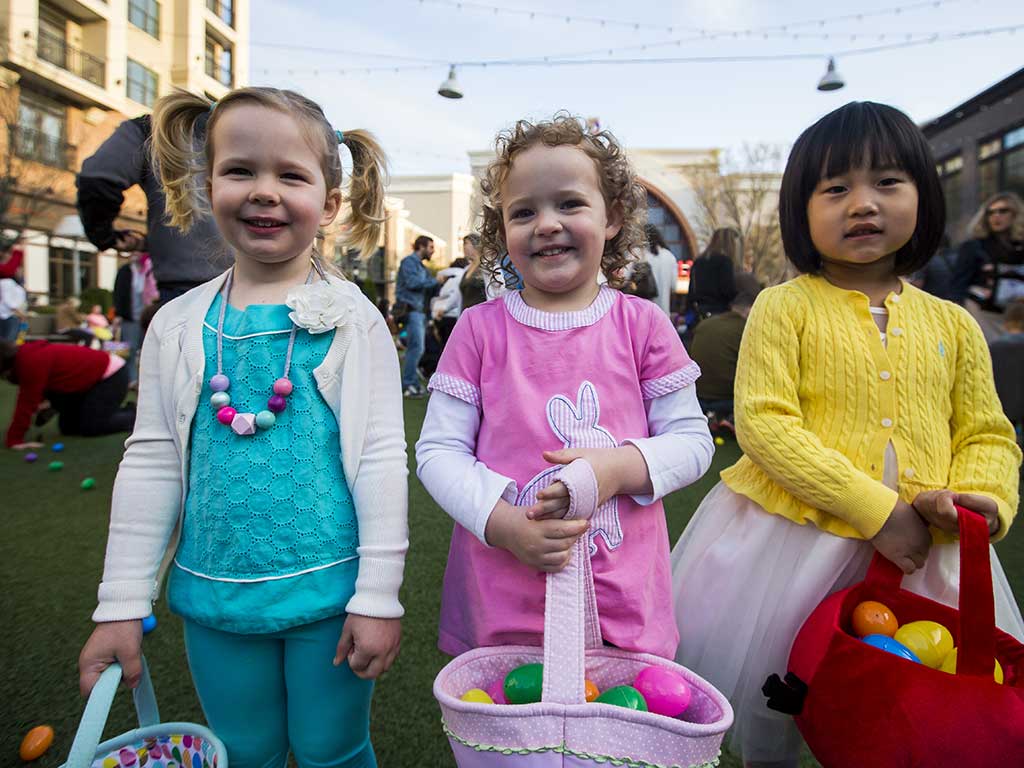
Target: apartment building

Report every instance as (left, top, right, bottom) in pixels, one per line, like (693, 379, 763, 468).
(1, 0, 248, 301)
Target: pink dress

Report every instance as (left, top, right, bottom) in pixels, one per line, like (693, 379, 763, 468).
(429, 287, 700, 659)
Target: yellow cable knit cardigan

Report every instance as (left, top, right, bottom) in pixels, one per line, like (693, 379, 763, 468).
(721, 274, 1021, 541)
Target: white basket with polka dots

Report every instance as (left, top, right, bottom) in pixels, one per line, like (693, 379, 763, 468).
(433, 459, 733, 768)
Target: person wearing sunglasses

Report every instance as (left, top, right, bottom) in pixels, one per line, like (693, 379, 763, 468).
(953, 191, 1024, 340)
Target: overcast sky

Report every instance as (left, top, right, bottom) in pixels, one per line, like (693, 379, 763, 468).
(249, 0, 1023, 176)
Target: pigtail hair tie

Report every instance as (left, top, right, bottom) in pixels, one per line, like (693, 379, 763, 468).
(335, 129, 344, 144)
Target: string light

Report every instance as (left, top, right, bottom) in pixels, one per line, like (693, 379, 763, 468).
(259, 23, 1024, 78)
(398, 0, 967, 37)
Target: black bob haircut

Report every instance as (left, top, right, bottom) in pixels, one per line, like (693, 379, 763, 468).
(779, 101, 945, 276)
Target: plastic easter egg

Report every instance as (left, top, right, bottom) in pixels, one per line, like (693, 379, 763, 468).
(862, 634, 921, 663)
(52, 442, 64, 452)
(504, 663, 543, 705)
(714, 436, 725, 446)
(81, 477, 96, 490)
(939, 648, 1004, 683)
(48, 461, 63, 472)
(459, 688, 494, 704)
(893, 621, 954, 669)
(851, 600, 898, 638)
(19, 725, 54, 761)
(24, 452, 37, 463)
(141, 614, 158, 635)
(584, 679, 600, 702)
(484, 678, 507, 705)
(634, 665, 692, 717)
(595, 685, 648, 712)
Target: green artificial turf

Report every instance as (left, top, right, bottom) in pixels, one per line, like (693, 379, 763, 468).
(2, 386, 1021, 767)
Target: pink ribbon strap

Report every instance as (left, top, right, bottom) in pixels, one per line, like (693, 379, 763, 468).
(542, 458, 604, 704)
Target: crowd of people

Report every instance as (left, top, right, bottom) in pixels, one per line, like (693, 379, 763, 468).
(1, 82, 1022, 768)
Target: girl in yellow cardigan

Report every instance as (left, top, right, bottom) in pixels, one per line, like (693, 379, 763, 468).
(671, 101, 1024, 768)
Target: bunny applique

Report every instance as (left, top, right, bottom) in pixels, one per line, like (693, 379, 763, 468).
(516, 380, 623, 554)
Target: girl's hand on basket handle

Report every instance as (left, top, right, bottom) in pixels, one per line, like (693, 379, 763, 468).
(335, 615, 401, 680)
(870, 500, 932, 575)
(912, 490, 1000, 537)
(540, 446, 652, 509)
(485, 499, 589, 572)
(78, 619, 143, 697)
(950, 492, 1000, 537)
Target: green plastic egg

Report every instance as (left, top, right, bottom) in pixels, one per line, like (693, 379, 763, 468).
(595, 685, 648, 711)
(504, 663, 544, 705)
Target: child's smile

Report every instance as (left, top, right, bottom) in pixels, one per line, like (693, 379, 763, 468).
(501, 143, 621, 311)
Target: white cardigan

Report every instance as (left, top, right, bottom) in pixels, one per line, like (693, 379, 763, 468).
(93, 272, 409, 623)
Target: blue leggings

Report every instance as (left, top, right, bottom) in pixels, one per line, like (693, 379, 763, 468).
(183, 616, 376, 768)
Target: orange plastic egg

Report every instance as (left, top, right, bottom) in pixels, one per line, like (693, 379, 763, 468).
(851, 600, 898, 638)
(19, 725, 54, 761)
(584, 679, 600, 702)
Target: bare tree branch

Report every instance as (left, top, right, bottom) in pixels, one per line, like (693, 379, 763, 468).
(686, 143, 789, 286)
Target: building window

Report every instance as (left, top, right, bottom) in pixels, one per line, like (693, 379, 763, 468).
(126, 59, 158, 107)
(128, 0, 160, 38)
(206, 0, 234, 27)
(14, 90, 72, 169)
(646, 193, 693, 262)
(48, 247, 96, 300)
(36, 4, 106, 86)
(978, 126, 1024, 202)
(936, 154, 964, 227)
(205, 35, 233, 86)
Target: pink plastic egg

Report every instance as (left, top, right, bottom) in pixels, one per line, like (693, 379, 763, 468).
(634, 665, 692, 717)
(484, 677, 508, 705)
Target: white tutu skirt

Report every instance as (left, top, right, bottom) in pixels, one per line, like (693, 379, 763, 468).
(671, 481, 1024, 764)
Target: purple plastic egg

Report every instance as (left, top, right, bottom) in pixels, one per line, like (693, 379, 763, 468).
(216, 406, 237, 425)
(272, 378, 293, 396)
(484, 677, 508, 705)
(267, 394, 287, 413)
(634, 665, 692, 718)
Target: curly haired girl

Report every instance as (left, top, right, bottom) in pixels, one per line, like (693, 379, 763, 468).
(416, 113, 714, 658)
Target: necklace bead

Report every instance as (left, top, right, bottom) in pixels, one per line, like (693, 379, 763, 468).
(210, 391, 231, 408)
(210, 374, 231, 392)
(216, 406, 237, 425)
(255, 410, 277, 429)
(272, 378, 294, 396)
(267, 394, 288, 413)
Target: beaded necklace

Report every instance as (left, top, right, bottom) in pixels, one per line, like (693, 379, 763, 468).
(208, 266, 315, 436)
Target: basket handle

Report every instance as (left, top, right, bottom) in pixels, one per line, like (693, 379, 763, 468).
(65, 657, 161, 768)
(864, 505, 996, 678)
(541, 458, 603, 705)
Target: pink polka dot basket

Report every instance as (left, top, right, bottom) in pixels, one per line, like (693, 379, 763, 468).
(433, 460, 733, 768)
(59, 658, 228, 768)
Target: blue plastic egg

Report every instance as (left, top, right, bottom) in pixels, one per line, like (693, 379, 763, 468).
(141, 614, 158, 635)
(862, 633, 921, 663)
(52, 442, 64, 452)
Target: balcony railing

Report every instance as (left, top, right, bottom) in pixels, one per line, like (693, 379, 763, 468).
(10, 126, 76, 170)
(36, 29, 106, 87)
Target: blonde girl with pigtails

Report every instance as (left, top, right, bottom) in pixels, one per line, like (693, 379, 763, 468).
(78, 87, 408, 768)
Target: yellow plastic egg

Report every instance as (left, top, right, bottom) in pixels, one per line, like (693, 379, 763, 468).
(585, 679, 600, 702)
(19, 725, 54, 761)
(893, 621, 954, 669)
(939, 647, 1004, 683)
(460, 688, 495, 704)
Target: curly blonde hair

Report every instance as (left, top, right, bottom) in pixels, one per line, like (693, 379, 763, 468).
(478, 113, 647, 288)
(967, 191, 1024, 242)
(150, 87, 388, 257)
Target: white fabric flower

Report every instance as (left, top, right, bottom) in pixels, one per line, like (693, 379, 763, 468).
(285, 280, 355, 334)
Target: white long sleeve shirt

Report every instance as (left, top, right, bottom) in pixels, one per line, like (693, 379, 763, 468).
(416, 385, 713, 544)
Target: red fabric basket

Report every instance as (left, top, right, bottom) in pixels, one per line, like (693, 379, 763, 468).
(777, 506, 1024, 767)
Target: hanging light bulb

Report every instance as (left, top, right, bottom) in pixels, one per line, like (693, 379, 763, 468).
(438, 65, 464, 99)
(817, 57, 845, 91)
